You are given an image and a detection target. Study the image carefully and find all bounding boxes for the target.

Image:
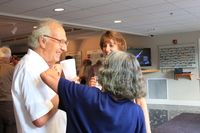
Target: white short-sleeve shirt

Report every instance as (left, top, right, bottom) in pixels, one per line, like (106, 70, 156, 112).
(11, 49, 66, 133)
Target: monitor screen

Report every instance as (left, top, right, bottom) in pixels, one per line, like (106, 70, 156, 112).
(127, 48, 151, 68)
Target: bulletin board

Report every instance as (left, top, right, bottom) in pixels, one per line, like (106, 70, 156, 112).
(159, 44, 196, 68)
(65, 51, 82, 71)
(86, 49, 104, 65)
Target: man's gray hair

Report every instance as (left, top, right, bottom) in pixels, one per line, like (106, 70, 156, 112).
(28, 18, 63, 49)
(0, 47, 11, 58)
(98, 50, 146, 100)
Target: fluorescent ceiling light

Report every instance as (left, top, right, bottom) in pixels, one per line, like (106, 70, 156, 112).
(54, 8, 64, 12)
(114, 20, 122, 23)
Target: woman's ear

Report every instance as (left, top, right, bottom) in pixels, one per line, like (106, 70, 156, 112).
(39, 36, 46, 48)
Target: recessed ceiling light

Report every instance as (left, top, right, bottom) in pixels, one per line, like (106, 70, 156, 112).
(114, 20, 122, 23)
(33, 26, 37, 29)
(54, 8, 64, 12)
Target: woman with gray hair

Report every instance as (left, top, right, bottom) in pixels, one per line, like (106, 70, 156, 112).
(40, 50, 146, 133)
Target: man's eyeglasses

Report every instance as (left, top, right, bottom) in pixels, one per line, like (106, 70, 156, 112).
(43, 35, 69, 47)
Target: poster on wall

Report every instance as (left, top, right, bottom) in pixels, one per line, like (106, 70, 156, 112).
(159, 44, 196, 68)
(86, 49, 104, 65)
(65, 51, 82, 71)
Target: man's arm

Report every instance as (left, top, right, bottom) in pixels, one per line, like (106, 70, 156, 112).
(32, 68, 61, 127)
(32, 94, 59, 127)
(38, 68, 77, 127)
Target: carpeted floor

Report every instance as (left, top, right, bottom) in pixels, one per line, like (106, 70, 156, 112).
(152, 113, 200, 133)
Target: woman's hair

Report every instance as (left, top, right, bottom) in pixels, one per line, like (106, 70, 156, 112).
(98, 50, 146, 100)
(99, 30, 127, 52)
(28, 18, 63, 49)
(0, 47, 11, 58)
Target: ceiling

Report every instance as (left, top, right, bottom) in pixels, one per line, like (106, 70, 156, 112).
(1, 0, 200, 40)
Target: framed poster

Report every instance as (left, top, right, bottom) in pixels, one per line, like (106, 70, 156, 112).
(159, 44, 196, 68)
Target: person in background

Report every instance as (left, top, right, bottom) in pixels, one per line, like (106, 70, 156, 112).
(0, 47, 17, 133)
(11, 18, 67, 133)
(78, 59, 87, 83)
(78, 59, 92, 84)
(40, 50, 146, 133)
(65, 55, 73, 60)
(10, 55, 19, 66)
(84, 59, 92, 81)
(89, 30, 151, 133)
(86, 59, 102, 86)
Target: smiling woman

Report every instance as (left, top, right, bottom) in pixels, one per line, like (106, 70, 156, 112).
(89, 30, 152, 133)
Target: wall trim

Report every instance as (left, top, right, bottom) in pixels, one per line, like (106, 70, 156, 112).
(146, 99, 200, 106)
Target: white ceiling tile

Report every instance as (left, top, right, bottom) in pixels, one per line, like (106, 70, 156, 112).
(120, 0, 167, 8)
(150, 21, 178, 27)
(139, 3, 179, 13)
(172, 0, 200, 8)
(187, 24, 200, 29)
(108, 9, 147, 18)
(62, 0, 113, 9)
(176, 18, 200, 24)
(184, 6, 200, 13)
(0, 5, 27, 14)
(193, 12, 200, 17)
(19, 11, 52, 19)
(68, 18, 97, 25)
(61, 10, 102, 19)
(165, 14, 196, 21)
(161, 24, 185, 29)
(47, 0, 68, 3)
(83, 14, 120, 22)
(88, 3, 132, 13)
(154, 9, 190, 17)
(135, 18, 167, 25)
(2, 0, 55, 10)
(166, 0, 185, 2)
(121, 14, 159, 23)
(52, 15, 77, 22)
(111, 0, 128, 2)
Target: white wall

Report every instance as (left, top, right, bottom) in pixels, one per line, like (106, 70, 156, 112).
(64, 31, 200, 106)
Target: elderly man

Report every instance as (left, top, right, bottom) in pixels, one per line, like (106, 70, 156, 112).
(11, 18, 68, 133)
(0, 47, 17, 133)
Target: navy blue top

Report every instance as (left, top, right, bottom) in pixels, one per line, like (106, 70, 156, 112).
(58, 78, 146, 133)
